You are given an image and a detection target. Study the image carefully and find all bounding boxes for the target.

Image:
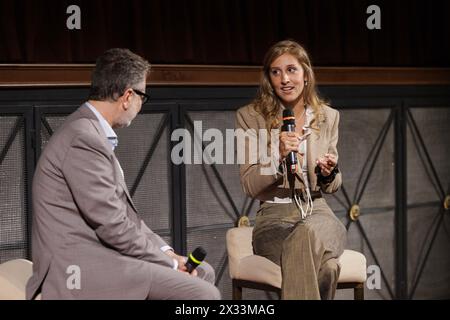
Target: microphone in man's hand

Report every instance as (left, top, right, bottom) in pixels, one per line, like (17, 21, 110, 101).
(282, 108, 297, 174)
(185, 247, 207, 273)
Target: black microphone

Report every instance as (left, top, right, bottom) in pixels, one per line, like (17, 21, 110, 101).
(185, 246, 207, 273)
(282, 109, 297, 174)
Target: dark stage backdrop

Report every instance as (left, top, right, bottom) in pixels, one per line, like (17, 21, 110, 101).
(1, 0, 449, 66)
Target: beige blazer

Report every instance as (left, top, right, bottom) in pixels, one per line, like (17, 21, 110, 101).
(26, 105, 174, 299)
(235, 103, 342, 201)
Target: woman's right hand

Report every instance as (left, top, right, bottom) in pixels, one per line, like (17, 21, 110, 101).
(279, 131, 300, 160)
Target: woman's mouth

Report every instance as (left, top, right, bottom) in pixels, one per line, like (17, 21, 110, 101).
(280, 86, 295, 93)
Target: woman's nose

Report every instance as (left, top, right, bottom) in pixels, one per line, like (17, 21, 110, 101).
(281, 72, 290, 84)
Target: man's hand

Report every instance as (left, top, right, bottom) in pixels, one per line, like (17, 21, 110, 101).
(165, 250, 198, 276)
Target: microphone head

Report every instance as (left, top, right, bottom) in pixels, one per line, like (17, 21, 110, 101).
(282, 108, 295, 124)
(185, 246, 207, 273)
(191, 246, 207, 262)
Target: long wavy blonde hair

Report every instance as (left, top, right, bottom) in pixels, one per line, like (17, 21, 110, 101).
(253, 40, 327, 132)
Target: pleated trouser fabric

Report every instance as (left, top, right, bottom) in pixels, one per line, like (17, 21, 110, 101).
(252, 198, 347, 299)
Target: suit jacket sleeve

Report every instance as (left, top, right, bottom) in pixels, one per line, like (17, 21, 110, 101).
(62, 131, 174, 268)
(318, 110, 342, 194)
(140, 220, 169, 250)
(235, 106, 283, 199)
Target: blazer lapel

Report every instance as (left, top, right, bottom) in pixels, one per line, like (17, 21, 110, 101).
(81, 104, 139, 213)
(112, 154, 139, 213)
(306, 107, 325, 190)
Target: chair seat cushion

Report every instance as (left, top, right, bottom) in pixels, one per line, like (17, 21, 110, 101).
(238, 255, 282, 288)
(337, 250, 367, 283)
(0, 259, 33, 300)
(227, 227, 367, 288)
(236, 249, 366, 288)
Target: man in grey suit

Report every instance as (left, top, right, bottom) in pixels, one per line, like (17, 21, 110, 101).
(26, 48, 220, 300)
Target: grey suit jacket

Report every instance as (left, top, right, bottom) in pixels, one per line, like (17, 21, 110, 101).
(235, 103, 342, 201)
(26, 104, 174, 299)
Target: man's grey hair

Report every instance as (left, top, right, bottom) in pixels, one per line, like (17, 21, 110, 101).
(88, 48, 150, 101)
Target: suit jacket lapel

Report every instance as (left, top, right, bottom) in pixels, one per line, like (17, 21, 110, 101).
(307, 128, 318, 190)
(111, 154, 139, 213)
(80, 104, 139, 213)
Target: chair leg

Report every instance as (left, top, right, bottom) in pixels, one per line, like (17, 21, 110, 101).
(232, 280, 243, 300)
(354, 283, 364, 300)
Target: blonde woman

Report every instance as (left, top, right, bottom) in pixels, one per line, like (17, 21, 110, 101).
(236, 40, 346, 299)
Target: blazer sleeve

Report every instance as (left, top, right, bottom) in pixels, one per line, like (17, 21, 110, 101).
(62, 131, 174, 268)
(235, 107, 283, 199)
(318, 110, 342, 194)
(140, 220, 170, 250)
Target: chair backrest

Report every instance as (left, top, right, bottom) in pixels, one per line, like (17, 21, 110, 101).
(226, 227, 254, 278)
(0, 259, 33, 300)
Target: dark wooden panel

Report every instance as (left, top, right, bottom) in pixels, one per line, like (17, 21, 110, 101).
(1, 65, 450, 87)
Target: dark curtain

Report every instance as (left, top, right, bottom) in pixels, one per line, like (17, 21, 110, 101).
(0, 0, 449, 66)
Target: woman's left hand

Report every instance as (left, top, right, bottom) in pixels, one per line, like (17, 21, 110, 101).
(316, 153, 337, 176)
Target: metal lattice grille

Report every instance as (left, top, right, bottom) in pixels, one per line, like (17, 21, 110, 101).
(406, 107, 450, 299)
(185, 109, 267, 299)
(333, 109, 395, 210)
(185, 111, 246, 227)
(325, 108, 396, 300)
(115, 112, 172, 242)
(0, 116, 28, 263)
(41, 116, 67, 148)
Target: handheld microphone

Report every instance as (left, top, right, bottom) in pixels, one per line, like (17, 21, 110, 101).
(282, 109, 297, 174)
(185, 246, 207, 273)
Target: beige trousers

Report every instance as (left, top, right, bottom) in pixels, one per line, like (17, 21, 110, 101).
(252, 198, 347, 299)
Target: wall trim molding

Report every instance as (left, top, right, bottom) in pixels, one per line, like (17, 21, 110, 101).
(1, 64, 450, 87)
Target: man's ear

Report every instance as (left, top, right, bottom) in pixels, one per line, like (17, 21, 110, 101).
(121, 88, 133, 110)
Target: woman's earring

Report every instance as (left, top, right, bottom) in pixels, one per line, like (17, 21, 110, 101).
(304, 80, 308, 86)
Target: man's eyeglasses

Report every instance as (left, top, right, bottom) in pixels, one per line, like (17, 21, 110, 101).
(132, 89, 150, 104)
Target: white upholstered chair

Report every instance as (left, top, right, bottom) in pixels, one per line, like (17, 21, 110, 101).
(226, 225, 367, 300)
